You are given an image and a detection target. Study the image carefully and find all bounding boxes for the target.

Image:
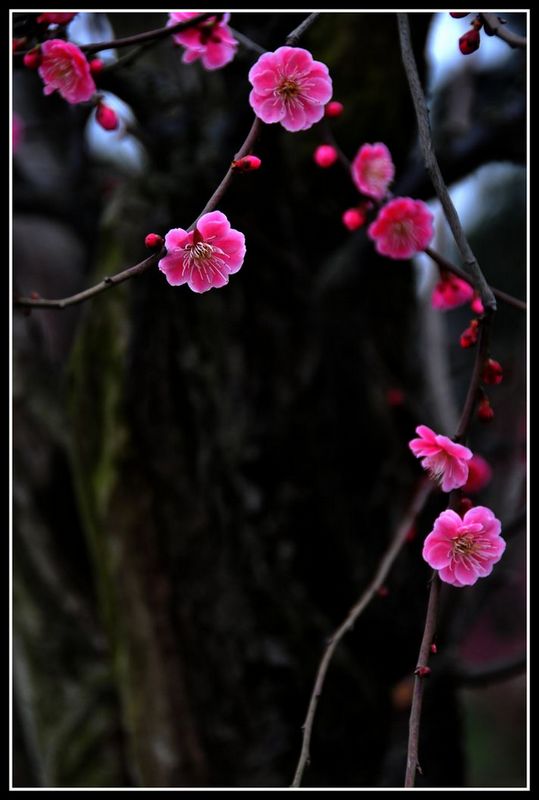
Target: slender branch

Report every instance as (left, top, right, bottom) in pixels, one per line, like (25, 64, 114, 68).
(404, 572, 440, 787)
(14, 252, 162, 310)
(14, 13, 322, 313)
(229, 28, 266, 56)
(425, 248, 526, 312)
(291, 478, 433, 788)
(82, 12, 215, 56)
(455, 653, 526, 687)
(455, 312, 492, 442)
(480, 13, 527, 49)
(397, 14, 496, 313)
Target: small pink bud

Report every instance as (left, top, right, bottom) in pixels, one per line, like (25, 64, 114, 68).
(377, 585, 389, 597)
(23, 49, 42, 69)
(342, 207, 366, 231)
(96, 102, 119, 131)
(405, 525, 417, 543)
(458, 497, 474, 515)
(459, 28, 481, 55)
(478, 397, 495, 422)
(387, 387, 405, 407)
(325, 100, 344, 118)
(314, 144, 338, 168)
(415, 666, 431, 678)
(430, 643, 437, 654)
(145, 233, 164, 250)
(470, 294, 484, 315)
(460, 319, 480, 349)
(449, 12, 470, 18)
(231, 155, 262, 172)
(482, 358, 503, 385)
(89, 58, 105, 76)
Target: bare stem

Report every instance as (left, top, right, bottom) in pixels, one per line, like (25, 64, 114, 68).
(397, 14, 496, 313)
(82, 12, 215, 55)
(480, 13, 527, 49)
(291, 479, 433, 788)
(404, 572, 440, 787)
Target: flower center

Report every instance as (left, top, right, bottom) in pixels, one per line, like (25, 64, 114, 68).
(451, 534, 476, 556)
(187, 241, 214, 261)
(277, 78, 300, 99)
(182, 238, 229, 281)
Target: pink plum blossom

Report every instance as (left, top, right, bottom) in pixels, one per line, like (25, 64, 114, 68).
(462, 454, 492, 494)
(168, 12, 238, 70)
(431, 272, 474, 310)
(351, 142, 395, 200)
(38, 39, 96, 104)
(368, 197, 434, 260)
(423, 506, 505, 587)
(158, 211, 245, 294)
(409, 424, 472, 492)
(37, 13, 77, 25)
(248, 46, 333, 132)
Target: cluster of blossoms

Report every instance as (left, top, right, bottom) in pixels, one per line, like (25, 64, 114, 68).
(168, 12, 238, 70)
(408, 425, 505, 586)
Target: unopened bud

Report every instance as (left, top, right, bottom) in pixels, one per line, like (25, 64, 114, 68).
(89, 58, 105, 75)
(430, 643, 437, 654)
(231, 155, 261, 172)
(470, 294, 484, 315)
(459, 497, 474, 515)
(415, 666, 431, 678)
(460, 319, 480, 348)
(325, 101, 344, 118)
(145, 233, 164, 250)
(314, 144, 338, 168)
(342, 207, 366, 231)
(13, 38, 27, 52)
(449, 12, 470, 18)
(459, 28, 481, 55)
(377, 585, 389, 597)
(23, 48, 42, 69)
(478, 397, 495, 422)
(96, 102, 119, 131)
(482, 358, 503, 385)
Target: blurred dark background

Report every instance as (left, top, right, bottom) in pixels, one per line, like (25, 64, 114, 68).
(12, 11, 527, 788)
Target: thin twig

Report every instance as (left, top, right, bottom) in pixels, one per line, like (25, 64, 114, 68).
(455, 653, 526, 687)
(480, 13, 527, 49)
(404, 572, 440, 787)
(291, 478, 433, 788)
(397, 14, 496, 314)
(82, 12, 215, 55)
(229, 27, 266, 55)
(14, 13, 321, 313)
(425, 248, 526, 312)
(14, 252, 162, 310)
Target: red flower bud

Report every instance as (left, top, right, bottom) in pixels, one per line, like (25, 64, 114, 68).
(430, 643, 437, 654)
(23, 49, 42, 69)
(405, 525, 417, 543)
(470, 294, 484, 315)
(478, 397, 495, 422)
(482, 358, 503, 385)
(13, 38, 27, 52)
(459, 497, 474, 516)
(314, 144, 338, 168)
(415, 666, 431, 678)
(89, 58, 105, 76)
(449, 12, 470, 18)
(145, 233, 164, 250)
(460, 318, 480, 348)
(231, 155, 262, 172)
(325, 101, 344, 118)
(377, 585, 389, 597)
(96, 102, 119, 131)
(342, 207, 366, 231)
(459, 28, 481, 55)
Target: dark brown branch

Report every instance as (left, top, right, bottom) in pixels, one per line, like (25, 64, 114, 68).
(454, 311, 492, 442)
(14, 251, 162, 310)
(229, 28, 266, 55)
(455, 654, 526, 687)
(397, 14, 496, 314)
(405, 572, 441, 787)
(14, 13, 320, 313)
(480, 13, 527, 49)
(425, 248, 526, 312)
(291, 478, 433, 788)
(82, 12, 215, 56)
